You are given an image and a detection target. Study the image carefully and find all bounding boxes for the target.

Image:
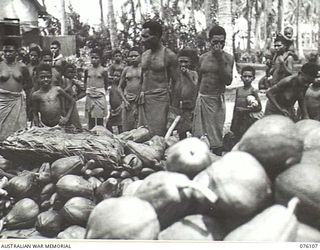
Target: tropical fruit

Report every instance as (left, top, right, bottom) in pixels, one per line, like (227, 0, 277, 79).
(193, 151, 272, 219)
(158, 214, 226, 240)
(295, 119, 320, 140)
(300, 149, 320, 167)
(166, 137, 212, 178)
(35, 210, 63, 237)
(61, 197, 96, 226)
(295, 223, 320, 242)
(2, 198, 39, 230)
(237, 115, 303, 179)
(224, 198, 299, 241)
(57, 225, 86, 239)
(133, 171, 218, 229)
(50, 156, 84, 181)
(6, 172, 38, 199)
(56, 175, 94, 199)
(303, 127, 320, 151)
(275, 163, 320, 229)
(85, 197, 160, 239)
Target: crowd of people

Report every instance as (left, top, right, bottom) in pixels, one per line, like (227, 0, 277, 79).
(0, 20, 319, 156)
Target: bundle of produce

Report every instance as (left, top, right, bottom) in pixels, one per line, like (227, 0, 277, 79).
(158, 214, 226, 241)
(118, 126, 151, 143)
(131, 171, 218, 229)
(275, 163, 320, 229)
(224, 197, 299, 241)
(235, 115, 303, 179)
(0, 127, 124, 169)
(193, 151, 272, 223)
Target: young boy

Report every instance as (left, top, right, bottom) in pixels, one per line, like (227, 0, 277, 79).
(61, 63, 84, 129)
(305, 69, 320, 121)
(171, 49, 198, 140)
(265, 62, 319, 120)
(84, 49, 109, 129)
(31, 64, 76, 128)
(231, 66, 262, 141)
(106, 49, 125, 134)
(118, 47, 141, 131)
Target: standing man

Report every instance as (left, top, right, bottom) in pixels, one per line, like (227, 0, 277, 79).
(138, 20, 179, 136)
(118, 47, 142, 131)
(0, 38, 32, 141)
(192, 25, 234, 156)
(50, 40, 64, 69)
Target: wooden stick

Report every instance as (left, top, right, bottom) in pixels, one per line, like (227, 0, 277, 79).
(165, 115, 181, 140)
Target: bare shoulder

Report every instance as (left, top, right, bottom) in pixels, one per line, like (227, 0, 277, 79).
(165, 48, 177, 61)
(199, 51, 211, 61)
(224, 52, 234, 63)
(31, 90, 40, 100)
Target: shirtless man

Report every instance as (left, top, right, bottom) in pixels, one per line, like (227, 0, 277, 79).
(265, 62, 319, 120)
(0, 38, 32, 141)
(84, 48, 109, 129)
(305, 69, 320, 121)
(192, 25, 234, 156)
(32, 64, 75, 127)
(270, 34, 294, 86)
(118, 47, 142, 131)
(50, 40, 64, 69)
(138, 20, 179, 136)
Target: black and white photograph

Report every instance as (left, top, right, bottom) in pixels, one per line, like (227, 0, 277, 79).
(0, 0, 319, 248)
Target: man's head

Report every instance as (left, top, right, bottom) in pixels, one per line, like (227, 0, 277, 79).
(50, 40, 61, 57)
(209, 25, 226, 53)
(274, 35, 287, 54)
(128, 47, 140, 66)
(299, 62, 319, 87)
(241, 66, 255, 87)
(41, 50, 53, 65)
(2, 38, 18, 63)
(284, 26, 294, 40)
(29, 46, 41, 65)
(112, 49, 122, 63)
(141, 20, 163, 50)
(63, 63, 76, 79)
(308, 52, 319, 64)
(36, 63, 52, 89)
(178, 49, 193, 72)
(90, 48, 101, 67)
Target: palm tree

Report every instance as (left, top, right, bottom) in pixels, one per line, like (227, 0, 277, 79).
(277, 0, 283, 32)
(60, 0, 67, 35)
(99, 0, 105, 30)
(107, 0, 119, 49)
(217, 0, 234, 55)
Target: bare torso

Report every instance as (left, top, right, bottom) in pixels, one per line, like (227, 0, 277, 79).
(0, 61, 30, 92)
(124, 65, 141, 96)
(198, 51, 233, 95)
(141, 46, 176, 92)
(86, 66, 107, 89)
(32, 86, 64, 127)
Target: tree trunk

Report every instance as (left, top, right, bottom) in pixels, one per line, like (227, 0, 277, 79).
(107, 0, 119, 49)
(190, 0, 197, 30)
(60, 0, 67, 35)
(99, 0, 104, 30)
(296, 0, 304, 59)
(130, 0, 138, 46)
(264, 0, 273, 50)
(318, 0, 320, 54)
(42, 0, 47, 10)
(246, 0, 253, 53)
(277, 0, 283, 33)
(217, 0, 233, 54)
(254, 0, 261, 51)
(160, 0, 164, 20)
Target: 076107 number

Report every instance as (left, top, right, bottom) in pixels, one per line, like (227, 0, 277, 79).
(300, 244, 319, 248)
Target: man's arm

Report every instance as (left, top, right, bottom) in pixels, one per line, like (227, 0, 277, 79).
(31, 93, 42, 127)
(167, 50, 180, 90)
(217, 53, 234, 86)
(22, 65, 33, 91)
(103, 68, 109, 90)
(118, 67, 129, 106)
(57, 87, 75, 123)
(298, 93, 310, 119)
(281, 55, 294, 75)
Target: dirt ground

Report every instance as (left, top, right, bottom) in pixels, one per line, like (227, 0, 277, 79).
(76, 69, 267, 134)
